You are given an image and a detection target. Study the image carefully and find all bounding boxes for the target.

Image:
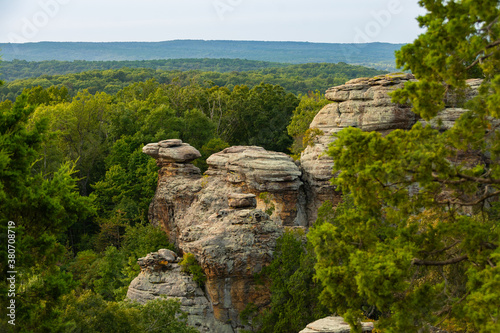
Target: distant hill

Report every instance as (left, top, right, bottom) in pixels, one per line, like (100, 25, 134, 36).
(0, 40, 403, 71)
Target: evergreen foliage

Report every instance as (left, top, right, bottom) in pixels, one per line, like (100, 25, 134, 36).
(257, 229, 329, 333)
(309, 1, 500, 332)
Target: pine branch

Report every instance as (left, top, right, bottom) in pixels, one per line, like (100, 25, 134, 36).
(418, 240, 461, 256)
(411, 255, 468, 266)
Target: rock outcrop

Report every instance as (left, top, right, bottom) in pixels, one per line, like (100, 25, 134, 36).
(299, 316, 374, 333)
(127, 249, 233, 333)
(300, 74, 482, 225)
(140, 141, 307, 330)
(301, 73, 417, 225)
(132, 75, 483, 331)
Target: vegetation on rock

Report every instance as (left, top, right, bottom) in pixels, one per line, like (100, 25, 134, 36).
(179, 253, 206, 286)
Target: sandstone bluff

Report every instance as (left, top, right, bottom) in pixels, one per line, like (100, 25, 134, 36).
(127, 73, 479, 332)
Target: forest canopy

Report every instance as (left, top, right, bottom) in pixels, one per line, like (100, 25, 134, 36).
(0, 50, 387, 331)
(0, 60, 386, 99)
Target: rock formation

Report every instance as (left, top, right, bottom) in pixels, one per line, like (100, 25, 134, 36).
(137, 140, 308, 330)
(299, 316, 374, 333)
(301, 73, 417, 224)
(130, 74, 482, 331)
(205, 146, 305, 226)
(300, 74, 482, 224)
(127, 249, 233, 332)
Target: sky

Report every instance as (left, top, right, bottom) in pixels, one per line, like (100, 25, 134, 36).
(0, 0, 426, 44)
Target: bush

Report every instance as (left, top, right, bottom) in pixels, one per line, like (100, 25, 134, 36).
(179, 252, 206, 286)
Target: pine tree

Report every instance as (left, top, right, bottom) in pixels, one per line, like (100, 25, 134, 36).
(309, 1, 500, 332)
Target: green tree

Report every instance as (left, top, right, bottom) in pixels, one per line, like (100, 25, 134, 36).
(309, 1, 500, 332)
(258, 229, 328, 333)
(224, 83, 299, 152)
(287, 91, 331, 157)
(31, 90, 112, 195)
(0, 94, 95, 332)
(61, 291, 198, 333)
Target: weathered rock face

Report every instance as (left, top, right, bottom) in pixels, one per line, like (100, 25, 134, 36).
(142, 142, 298, 330)
(301, 73, 418, 225)
(136, 75, 483, 331)
(127, 249, 233, 333)
(143, 139, 201, 165)
(205, 146, 306, 226)
(299, 316, 374, 333)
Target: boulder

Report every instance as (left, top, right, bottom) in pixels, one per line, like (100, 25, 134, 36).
(299, 316, 374, 333)
(142, 139, 201, 165)
(158, 248, 177, 262)
(127, 251, 234, 333)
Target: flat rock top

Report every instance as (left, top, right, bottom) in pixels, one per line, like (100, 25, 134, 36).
(228, 193, 256, 199)
(299, 316, 374, 333)
(324, 72, 412, 95)
(207, 146, 300, 174)
(334, 72, 415, 90)
(206, 146, 302, 191)
(143, 139, 201, 163)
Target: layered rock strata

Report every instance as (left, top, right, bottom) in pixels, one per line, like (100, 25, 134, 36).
(301, 73, 418, 225)
(205, 146, 306, 226)
(141, 141, 306, 330)
(127, 249, 233, 333)
(300, 74, 483, 225)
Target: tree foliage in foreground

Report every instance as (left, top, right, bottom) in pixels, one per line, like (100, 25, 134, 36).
(60, 293, 197, 333)
(256, 229, 329, 333)
(309, 1, 500, 332)
(0, 85, 191, 332)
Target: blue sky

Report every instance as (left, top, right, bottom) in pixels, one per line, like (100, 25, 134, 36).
(0, 0, 426, 43)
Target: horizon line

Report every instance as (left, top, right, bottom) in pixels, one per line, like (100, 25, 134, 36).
(0, 39, 408, 45)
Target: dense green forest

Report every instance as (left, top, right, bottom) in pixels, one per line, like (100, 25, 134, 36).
(0, 59, 290, 82)
(1, 1, 500, 332)
(0, 40, 402, 71)
(0, 53, 384, 332)
(0, 61, 385, 100)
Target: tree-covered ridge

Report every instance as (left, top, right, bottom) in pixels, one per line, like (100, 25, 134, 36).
(0, 40, 403, 70)
(0, 62, 386, 101)
(0, 58, 290, 82)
